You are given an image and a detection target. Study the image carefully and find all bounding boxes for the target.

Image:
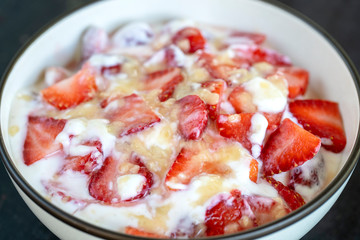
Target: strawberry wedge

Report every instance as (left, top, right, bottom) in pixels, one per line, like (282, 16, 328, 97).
(260, 118, 321, 176)
(289, 99, 346, 153)
(125, 227, 167, 238)
(145, 67, 184, 102)
(23, 116, 66, 165)
(172, 27, 206, 54)
(103, 93, 160, 136)
(202, 79, 226, 120)
(42, 65, 97, 110)
(176, 95, 208, 140)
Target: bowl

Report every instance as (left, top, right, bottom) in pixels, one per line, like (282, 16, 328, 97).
(1, 0, 359, 239)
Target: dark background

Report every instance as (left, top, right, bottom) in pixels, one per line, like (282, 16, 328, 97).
(0, 0, 359, 239)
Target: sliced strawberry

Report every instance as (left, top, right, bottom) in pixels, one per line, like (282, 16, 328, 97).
(228, 86, 257, 113)
(289, 99, 346, 153)
(263, 112, 283, 132)
(265, 177, 305, 211)
(229, 31, 266, 45)
(23, 116, 66, 165)
(145, 67, 184, 102)
(81, 26, 109, 60)
(112, 22, 154, 47)
(42, 66, 97, 110)
(125, 227, 166, 238)
(104, 93, 160, 136)
(205, 190, 256, 236)
(270, 67, 309, 98)
(62, 140, 103, 174)
(172, 27, 206, 54)
(176, 95, 208, 140)
(101, 64, 122, 75)
(88, 154, 153, 203)
(249, 159, 259, 183)
(44, 66, 70, 86)
(260, 118, 321, 176)
(232, 44, 291, 67)
(217, 113, 253, 152)
(164, 45, 185, 68)
(201, 79, 226, 120)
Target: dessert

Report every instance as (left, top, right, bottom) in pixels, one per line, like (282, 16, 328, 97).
(9, 19, 346, 238)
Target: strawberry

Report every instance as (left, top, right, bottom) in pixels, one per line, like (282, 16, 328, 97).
(229, 31, 266, 45)
(42, 65, 97, 110)
(249, 159, 259, 183)
(125, 227, 166, 238)
(260, 118, 321, 176)
(23, 116, 66, 165)
(100, 64, 122, 75)
(228, 86, 257, 113)
(44, 66, 70, 86)
(262, 112, 283, 132)
(62, 140, 103, 174)
(145, 67, 184, 102)
(265, 177, 305, 211)
(103, 93, 161, 136)
(289, 99, 346, 153)
(232, 44, 291, 67)
(88, 154, 153, 203)
(201, 79, 226, 120)
(172, 27, 206, 54)
(164, 45, 185, 68)
(176, 95, 208, 140)
(217, 113, 253, 152)
(270, 67, 309, 98)
(205, 190, 255, 236)
(81, 26, 109, 60)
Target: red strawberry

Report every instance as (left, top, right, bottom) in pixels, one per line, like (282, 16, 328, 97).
(100, 64, 122, 75)
(217, 113, 253, 152)
(232, 44, 291, 67)
(265, 177, 305, 211)
(229, 31, 266, 45)
(103, 93, 160, 136)
(81, 26, 109, 60)
(23, 116, 66, 165)
(263, 112, 283, 132)
(270, 67, 309, 98)
(249, 159, 259, 183)
(88, 154, 153, 203)
(176, 95, 208, 140)
(172, 27, 206, 54)
(42, 66, 97, 110)
(260, 118, 321, 176)
(201, 79, 226, 120)
(44, 67, 70, 86)
(228, 86, 257, 113)
(289, 99, 346, 153)
(289, 155, 324, 189)
(62, 140, 103, 174)
(205, 190, 255, 236)
(145, 67, 184, 102)
(125, 227, 166, 238)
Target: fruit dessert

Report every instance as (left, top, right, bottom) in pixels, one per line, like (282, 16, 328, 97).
(9, 19, 346, 238)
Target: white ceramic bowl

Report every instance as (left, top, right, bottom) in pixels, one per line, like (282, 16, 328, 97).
(1, 0, 359, 239)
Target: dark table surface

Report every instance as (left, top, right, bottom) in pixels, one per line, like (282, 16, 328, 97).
(1, 0, 359, 239)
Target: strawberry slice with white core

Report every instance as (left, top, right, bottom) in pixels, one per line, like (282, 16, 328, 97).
(176, 95, 208, 140)
(41, 65, 97, 110)
(289, 99, 346, 153)
(88, 154, 153, 203)
(23, 116, 66, 165)
(103, 93, 160, 136)
(81, 26, 109, 60)
(201, 79, 226, 120)
(144, 67, 184, 102)
(44, 67, 70, 86)
(172, 27, 206, 54)
(112, 22, 154, 47)
(260, 118, 321, 176)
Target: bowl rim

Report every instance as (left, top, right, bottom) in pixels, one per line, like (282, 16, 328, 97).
(1, 0, 360, 239)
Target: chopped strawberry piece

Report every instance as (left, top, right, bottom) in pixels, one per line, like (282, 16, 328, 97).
(229, 31, 266, 45)
(205, 190, 255, 236)
(249, 159, 259, 183)
(145, 67, 184, 102)
(217, 113, 253, 152)
(44, 67, 70, 86)
(112, 22, 154, 47)
(23, 116, 66, 165)
(289, 155, 324, 189)
(289, 100, 346, 153)
(172, 27, 206, 54)
(164, 45, 185, 68)
(81, 26, 109, 60)
(88, 154, 153, 203)
(62, 140, 103, 174)
(232, 44, 291, 67)
(176, 95, 208, 140)
(263, 112, 283, 131)
(270, 67, 309, 98)
(260, 118, 321, 176)
(104, 93, 160, 136)
(125, 227, 166, 238)
(228, 86, 257, 113)
(265, 177, 305, 211)
(201, 79, 226, 120)
(42, 66, 97, 110)
(101, 64, 122, 75)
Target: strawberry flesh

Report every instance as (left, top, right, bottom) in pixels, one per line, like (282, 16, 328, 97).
(289, 99, 346, 153)
(125, 227, 166, 238)
(23, 116, 66, 165)
(201, 79, 226, 120)
(271, 67, 309, 98)
(260, 118, 321, 176)
(172, 27, 206, 54)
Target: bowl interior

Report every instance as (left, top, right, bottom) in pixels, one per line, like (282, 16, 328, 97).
(1, 0, 359, 238)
